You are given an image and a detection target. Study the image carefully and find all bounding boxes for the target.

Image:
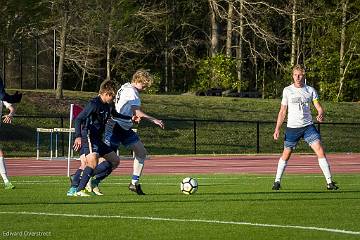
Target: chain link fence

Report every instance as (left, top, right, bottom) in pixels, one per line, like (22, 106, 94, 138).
(1, 116, 360, 157)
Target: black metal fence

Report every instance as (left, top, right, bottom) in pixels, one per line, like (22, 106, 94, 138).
(1, 115, 360, 157)
(0, 33, 55, 90)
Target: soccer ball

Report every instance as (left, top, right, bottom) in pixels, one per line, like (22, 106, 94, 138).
(180, 177, 198, 195)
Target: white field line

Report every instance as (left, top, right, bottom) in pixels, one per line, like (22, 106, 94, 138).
(0, 211, 359, 236)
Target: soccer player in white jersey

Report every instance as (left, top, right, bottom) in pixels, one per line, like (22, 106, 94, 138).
(272, 64, 339, 190)
(0, 99, 16, 189)
(103, 69, 164, 195)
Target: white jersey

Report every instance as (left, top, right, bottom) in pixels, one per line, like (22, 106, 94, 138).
(281, 84, 319, 128)
(113, 82, 141, 130)
(0, 100, 11, 127)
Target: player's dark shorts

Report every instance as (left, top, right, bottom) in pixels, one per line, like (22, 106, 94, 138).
(104, 119, 140, 152)
(284, 124, 321, 149)
(80, 130, 113, 156)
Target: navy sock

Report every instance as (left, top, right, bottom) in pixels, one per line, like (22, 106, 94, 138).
(77, 167, 94, 191)
(71, 169, 83, 188)
(94, 161, 113, 181)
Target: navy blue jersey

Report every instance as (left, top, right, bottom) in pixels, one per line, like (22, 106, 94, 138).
(0, 76, 22, 103)
(74, 96, 111, 138)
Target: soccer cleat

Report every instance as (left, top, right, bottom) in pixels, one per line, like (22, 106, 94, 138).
(76, 190, 91, 197)
(128, 183, 145, 195)
(92, 186, 104, 196)
(272, 181, 281, 190)
(4, 182, 15, 190)
(90, 178, 103, 196)
(66, 186, 77, 196)
(327, 182, 339, 190)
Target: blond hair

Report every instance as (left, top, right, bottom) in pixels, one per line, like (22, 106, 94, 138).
(99, 79, 117, 96)
(131, 69, 153, 88)
(292, 64, 305, 74)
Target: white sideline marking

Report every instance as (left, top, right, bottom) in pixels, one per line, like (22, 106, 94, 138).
(0, 211, 359, 235)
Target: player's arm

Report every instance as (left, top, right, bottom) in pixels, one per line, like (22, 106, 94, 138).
(2, 102, 15, 124)
(313, 99, 324, 122)
(132, 106, 164, 129)
(73, 102, 96, 151)
(273, 104, 287, 140)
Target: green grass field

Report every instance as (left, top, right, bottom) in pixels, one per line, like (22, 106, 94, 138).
(1, 174, 359, 239)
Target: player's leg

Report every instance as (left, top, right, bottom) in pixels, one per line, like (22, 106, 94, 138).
(89, 151, 120, 196)
(0, 149, 15, 189)
(305, 125, 338, 190)
(272, 148, 292, 190)
(105, 120, 146, 194)
(95, 152, 119, 181)
(272, 127, 301, 190)
(67, 154, 86, 196)
(87, 121, 123, 195)
(76, 152, 98, 196)
(128, 140, 147, 195)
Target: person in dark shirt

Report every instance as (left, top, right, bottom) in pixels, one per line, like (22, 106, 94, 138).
(0, 76, 22, 103)
(68, 80, 119, 197)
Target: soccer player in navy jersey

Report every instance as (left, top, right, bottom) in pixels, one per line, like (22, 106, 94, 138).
(67, 79, 120, 197)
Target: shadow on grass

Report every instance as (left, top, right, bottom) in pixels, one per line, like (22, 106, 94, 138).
(0, 190, 359, 207)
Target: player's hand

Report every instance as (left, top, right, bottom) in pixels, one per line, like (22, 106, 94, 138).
(154, 119, 165, 129)
(132, 115, 141, 124)
(316, 113, 324, 122)
(73, 137, 82, 151)
(273, 129, 280, 140)
(2, 115, 13, 124)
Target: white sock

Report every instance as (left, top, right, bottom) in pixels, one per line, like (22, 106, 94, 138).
(274, 158, 287, 182)
(318, 158, 333, 184)
(131, 157, 145, 185)
(0, 157, 10, 183)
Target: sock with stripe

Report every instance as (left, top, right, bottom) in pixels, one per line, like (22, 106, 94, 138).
(131, 157, 145, 185)
(77, 167, 94, 191)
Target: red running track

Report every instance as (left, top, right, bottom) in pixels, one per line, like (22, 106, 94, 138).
(5, 153, 360, 176)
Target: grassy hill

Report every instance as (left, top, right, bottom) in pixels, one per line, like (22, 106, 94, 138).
(2, 89, 360, 157)
(11, 89, 360, 123)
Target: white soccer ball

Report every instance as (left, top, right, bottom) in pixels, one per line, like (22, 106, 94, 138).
(180, 177, 198, 195)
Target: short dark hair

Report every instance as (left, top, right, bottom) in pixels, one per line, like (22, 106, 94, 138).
(99, 80, 117, 96)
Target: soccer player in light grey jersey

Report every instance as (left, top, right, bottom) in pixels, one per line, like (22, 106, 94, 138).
(272, 64, 339, 191)
(104, 69, 165, 195)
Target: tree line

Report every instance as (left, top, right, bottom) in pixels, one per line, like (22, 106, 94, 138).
(0, 0, 359, 101)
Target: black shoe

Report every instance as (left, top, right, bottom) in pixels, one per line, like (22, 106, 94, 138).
(272, 181, 281, 190)
(327, 182, 339, 190)
(3, 91, 22, 103)
(128, 183, 145, 195)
